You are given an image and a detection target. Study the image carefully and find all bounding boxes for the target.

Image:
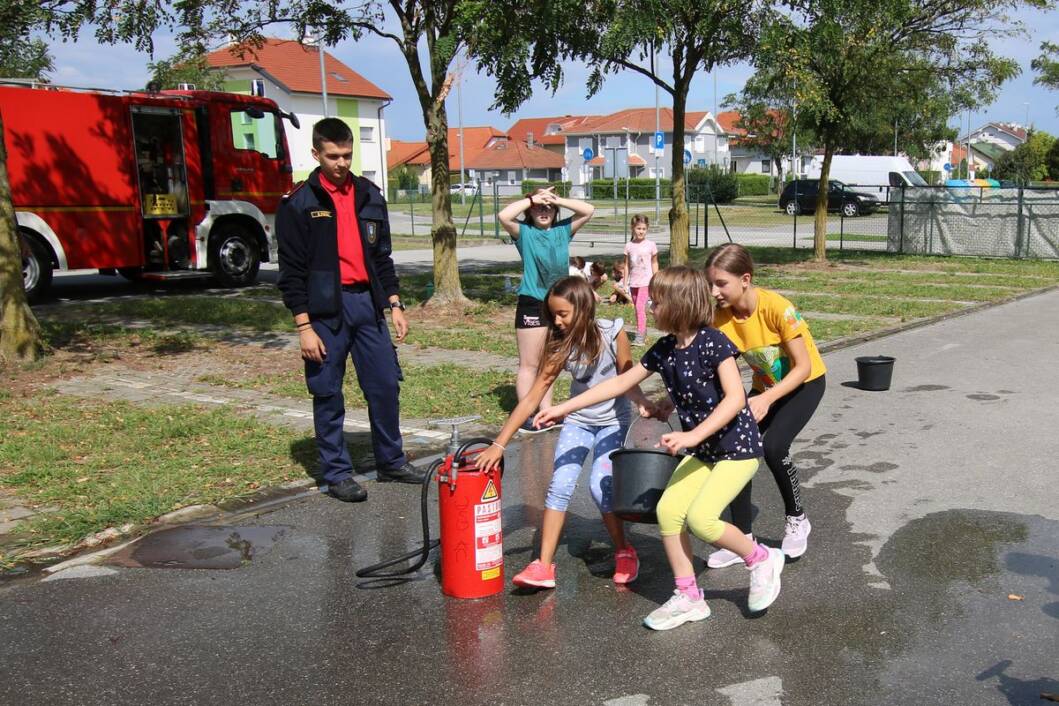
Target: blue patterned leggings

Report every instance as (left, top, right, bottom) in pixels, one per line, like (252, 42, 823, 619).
(545, 422, 627, 513)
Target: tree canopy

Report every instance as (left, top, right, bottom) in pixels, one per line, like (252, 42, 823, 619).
(468, 0, 764, 265)
(734, 0, 1040, 259)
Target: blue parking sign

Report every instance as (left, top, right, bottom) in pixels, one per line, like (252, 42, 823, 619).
(654, 131, 664, 150)
(583, 147, 594, 161)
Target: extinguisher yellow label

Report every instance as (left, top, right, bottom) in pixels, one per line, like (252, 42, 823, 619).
(481, 567, 500, 580)
(480, 479, 499, 502)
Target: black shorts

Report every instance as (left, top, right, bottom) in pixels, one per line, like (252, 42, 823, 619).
(515, 295, 546, 329)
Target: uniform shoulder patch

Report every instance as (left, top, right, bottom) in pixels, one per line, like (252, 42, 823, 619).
(282, 181, 306, 201)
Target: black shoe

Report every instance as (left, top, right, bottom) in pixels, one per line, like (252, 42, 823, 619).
(375, 462, 427, 484)
(328, 477, 368, 502)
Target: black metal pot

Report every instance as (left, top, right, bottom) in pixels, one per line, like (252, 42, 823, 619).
(610, 448, 683, 524)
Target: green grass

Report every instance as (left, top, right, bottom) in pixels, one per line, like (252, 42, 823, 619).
(200, 363, 570, 426)
(39, 320, 211, 355)
(763, 275, 1023, 303)
(48, 297, 292, 332)
(807, 317, 900, 342)
(787, 293, 962, 319)
(810, 234, 889, 243)
(0, 395, 311, 561)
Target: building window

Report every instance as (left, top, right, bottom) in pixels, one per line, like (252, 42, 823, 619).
(250, 79, 265, 97)
(694, 135, 706, 152)
(360, 126, 375, 142)
(761, 160, 772, 174)
(730, 159, 738, 173)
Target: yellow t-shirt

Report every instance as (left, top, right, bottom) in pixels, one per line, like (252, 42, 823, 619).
(713, 287, 826, 392)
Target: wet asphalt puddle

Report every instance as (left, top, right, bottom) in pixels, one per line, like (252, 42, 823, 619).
(104, 525, 288, 570)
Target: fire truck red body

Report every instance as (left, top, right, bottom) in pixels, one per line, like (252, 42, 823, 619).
(2, 83, 298, 299)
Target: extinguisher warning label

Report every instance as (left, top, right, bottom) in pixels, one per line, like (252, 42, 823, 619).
(474, 499, 503, 570)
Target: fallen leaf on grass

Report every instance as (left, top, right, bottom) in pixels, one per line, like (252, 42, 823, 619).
(76, 477, 90, 483)
(1007, 594, 1024, 601)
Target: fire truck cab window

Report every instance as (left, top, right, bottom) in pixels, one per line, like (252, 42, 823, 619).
(229, 109, 280, 159)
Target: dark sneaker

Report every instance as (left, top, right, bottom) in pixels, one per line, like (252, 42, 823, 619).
(376, 462, 427, 484)
(328, 477, 367, 503)
(517, 419, 546, 434)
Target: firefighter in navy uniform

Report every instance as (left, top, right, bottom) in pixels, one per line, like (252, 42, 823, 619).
(277, 118, 425, 502)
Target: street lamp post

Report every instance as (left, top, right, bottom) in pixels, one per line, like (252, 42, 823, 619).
(653, 44, 660, 221)
(317, 35, 329, 117)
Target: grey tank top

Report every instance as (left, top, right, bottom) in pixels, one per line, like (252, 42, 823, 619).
(566, 318, 632, 428)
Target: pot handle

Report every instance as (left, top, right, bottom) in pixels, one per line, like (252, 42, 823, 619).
(623, 413, 674, 449)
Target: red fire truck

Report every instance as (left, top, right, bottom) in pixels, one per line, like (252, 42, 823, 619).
(2, 82, 299, 300)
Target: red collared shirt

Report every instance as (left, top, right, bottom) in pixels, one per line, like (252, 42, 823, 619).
(320, 173, 368, 284)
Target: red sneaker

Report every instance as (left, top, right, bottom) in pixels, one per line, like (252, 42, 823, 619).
(512, 559, 556, 589)
(613, 546, 640, 585)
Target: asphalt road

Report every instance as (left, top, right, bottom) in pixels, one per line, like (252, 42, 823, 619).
(2, 289, 1056, 705)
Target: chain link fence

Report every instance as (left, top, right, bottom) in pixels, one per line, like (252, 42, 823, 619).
(386, 180, 1059, 260)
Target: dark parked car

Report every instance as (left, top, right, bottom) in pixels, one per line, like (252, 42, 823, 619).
(779, 179, 880, 217)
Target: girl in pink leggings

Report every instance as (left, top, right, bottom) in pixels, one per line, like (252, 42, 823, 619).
(624, 215, 658, 346)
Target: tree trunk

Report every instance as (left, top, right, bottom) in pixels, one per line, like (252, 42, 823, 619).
(424, 102, 466, 305)
(0, 112, 43, 362)
(813, 145, 833, 262)
(668, 86, 690, 265)
(401, 12, 466, 307)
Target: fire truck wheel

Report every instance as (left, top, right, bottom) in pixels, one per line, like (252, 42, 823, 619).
(209, 225, 260, 287)
(21, 232, 53, 302)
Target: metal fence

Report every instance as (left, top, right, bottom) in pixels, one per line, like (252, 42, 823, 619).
(386, 181, 1059, 260)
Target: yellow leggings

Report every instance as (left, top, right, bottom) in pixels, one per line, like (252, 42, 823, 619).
(657, 456, 760, 541)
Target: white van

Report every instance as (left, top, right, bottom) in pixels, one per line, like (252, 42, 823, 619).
(806, 155, 927, 200)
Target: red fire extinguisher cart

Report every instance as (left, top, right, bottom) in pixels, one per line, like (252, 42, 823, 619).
(436, 440, 504, 599)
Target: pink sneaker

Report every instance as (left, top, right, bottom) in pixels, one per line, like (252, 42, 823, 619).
(613, 546, 640, 585)
(512, 559, 556, 589)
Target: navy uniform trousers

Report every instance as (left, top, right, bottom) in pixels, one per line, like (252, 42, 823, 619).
(306, 288, 406, 484)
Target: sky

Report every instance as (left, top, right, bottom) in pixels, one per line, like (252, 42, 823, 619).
(40, 5, 1059, 144)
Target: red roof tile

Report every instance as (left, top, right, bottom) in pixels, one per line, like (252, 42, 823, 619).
(566, 108, 710, 134)
(468, 139, 564, 170)
(206, 38, 390, 100)
(387, 140, 430, 169)
(507, 115, 594, 145)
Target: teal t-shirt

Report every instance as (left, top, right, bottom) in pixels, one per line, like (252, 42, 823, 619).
(515, 217, 574, 300)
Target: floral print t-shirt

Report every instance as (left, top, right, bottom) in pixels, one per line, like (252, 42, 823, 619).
(641, 327, 763, 463)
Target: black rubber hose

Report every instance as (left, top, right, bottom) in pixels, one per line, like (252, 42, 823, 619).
(355, 458, 442, 579)
(354, 439, 500, 580)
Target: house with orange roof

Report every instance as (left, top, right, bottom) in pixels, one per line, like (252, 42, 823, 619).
(387, 126, 564, 195)
(507, 115, 598, 158)
(206, 37, 392, 184)
(559, 108, 727, 196)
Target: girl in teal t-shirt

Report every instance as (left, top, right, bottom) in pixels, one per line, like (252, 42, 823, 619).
(498, 187, 595, 430)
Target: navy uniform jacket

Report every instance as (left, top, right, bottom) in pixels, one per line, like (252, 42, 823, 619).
(276, 168, 399, 326)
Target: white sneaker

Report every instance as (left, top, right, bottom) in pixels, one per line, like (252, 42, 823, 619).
(747, 547, 784, 612)
(707, 533, 754, 569)
(643, 589, 711, 631)
(781, 514, 811, 558)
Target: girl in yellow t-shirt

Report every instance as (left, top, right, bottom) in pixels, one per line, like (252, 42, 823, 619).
(704, 244, 827, 564)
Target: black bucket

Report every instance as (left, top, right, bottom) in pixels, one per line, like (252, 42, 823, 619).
(856, 355, 895, 391)
(611, 448, 682, 524)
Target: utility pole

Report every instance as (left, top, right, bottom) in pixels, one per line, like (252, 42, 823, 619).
(894, 118, 898, 157)
(456, 52, 467, 206)
(713, 70, 718, 167)
(318, 34, 329, 117)
(653, 44, 660, 221)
